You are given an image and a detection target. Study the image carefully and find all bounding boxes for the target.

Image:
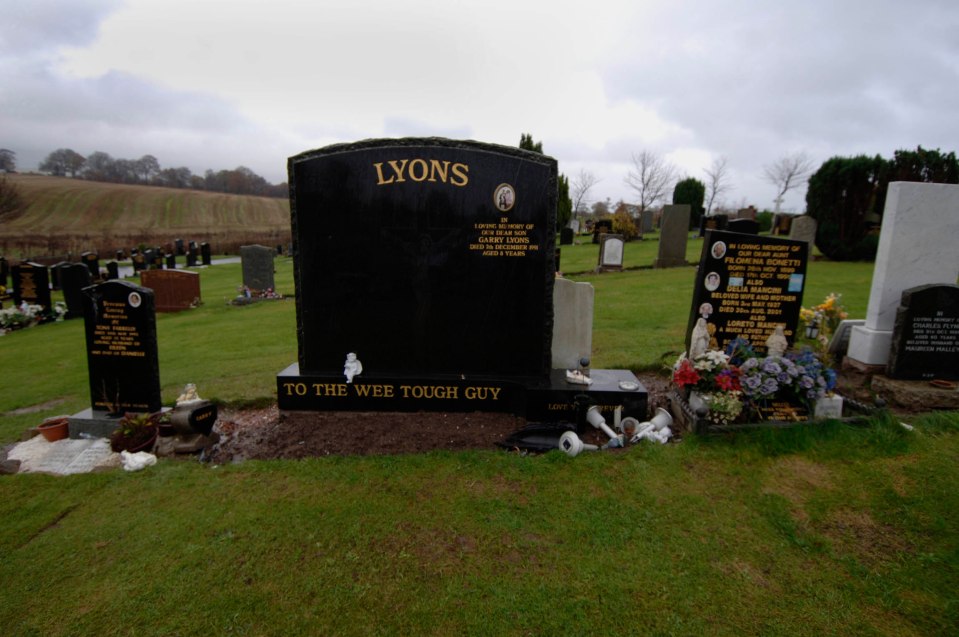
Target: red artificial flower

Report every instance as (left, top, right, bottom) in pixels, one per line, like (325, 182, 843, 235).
(673, 359, 701, 388)
(715, 367, 742, 391)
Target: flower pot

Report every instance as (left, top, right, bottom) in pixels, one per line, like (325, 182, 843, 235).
(38, 417, 70, 442)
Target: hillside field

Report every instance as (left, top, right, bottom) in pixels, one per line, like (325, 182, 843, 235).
(0, 174, 291, 256)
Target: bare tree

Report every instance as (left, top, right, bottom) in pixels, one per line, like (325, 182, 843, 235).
(571, 169, 600, 217)
(703, 155, 732, 216)
(624, 150, 677, 213)
(764, 151, 814, 212)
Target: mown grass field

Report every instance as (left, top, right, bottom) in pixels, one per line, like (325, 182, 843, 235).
(2, 242, 957, 636)
(1, 175, 290, 256)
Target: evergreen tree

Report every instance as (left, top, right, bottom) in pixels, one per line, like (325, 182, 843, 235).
(672, 177, 706, 229)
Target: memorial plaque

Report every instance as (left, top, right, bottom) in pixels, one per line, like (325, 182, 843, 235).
(12, 262, 51, 309)
(140, 269, 201, 312)
(81, 280, 161, 414)
(598, 233, 625, 271)
(888, 284, 959, 380)
(60, 263, 92, 319)
(686, 230, 808, 354)
(288, 138, 556, 380)
(200, 243, 212, 265)
(82, 251, 100, 279)
(240, 245, 275, 291)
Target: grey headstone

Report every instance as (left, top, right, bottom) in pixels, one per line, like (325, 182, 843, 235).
(654, 204, 690, 268)
(828, 319, 865, 359)
(552, 278, 594, 369)
(598, 234, 625, 271)
(240, 245, 275, 292)
(789, 215, 817, 246)
(641, 209, 655, 233)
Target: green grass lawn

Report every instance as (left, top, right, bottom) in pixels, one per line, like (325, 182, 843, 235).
(2, 252, 957, 635)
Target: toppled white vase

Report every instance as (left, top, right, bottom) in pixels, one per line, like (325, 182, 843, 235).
(120, 450, 157, 472)
(585, 405, 618, 440)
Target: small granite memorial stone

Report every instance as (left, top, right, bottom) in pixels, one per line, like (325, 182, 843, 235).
(240, 245, 275, 292)
(789, 215, 817, 246)
(598, 233, 625, 272)
(888, 284, 959, 380)
(727, 218, 759, 235)
(200, 243, 212, 266)
(12, 262, 51, 309)
(82, 251, 100, 279)
(654, 204, 690, 268)
(60, 263, 92, 319)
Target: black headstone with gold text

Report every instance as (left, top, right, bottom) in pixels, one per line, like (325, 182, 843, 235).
(82, 280, 162, 414)
(278, 138, 648, 418)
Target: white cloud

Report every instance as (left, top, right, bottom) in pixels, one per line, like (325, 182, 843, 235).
(2, 0, 958, 211)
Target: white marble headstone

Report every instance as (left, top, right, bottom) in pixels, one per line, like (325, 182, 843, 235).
(847, 182, 959, 366)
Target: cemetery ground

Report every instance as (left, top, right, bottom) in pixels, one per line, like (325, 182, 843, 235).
(1, 241, 958, 635)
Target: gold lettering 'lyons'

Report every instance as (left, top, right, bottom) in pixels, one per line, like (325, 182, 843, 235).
(373, 159, 469, 187)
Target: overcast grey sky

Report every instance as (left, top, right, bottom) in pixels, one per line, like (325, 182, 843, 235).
(2, 0, 957, 212)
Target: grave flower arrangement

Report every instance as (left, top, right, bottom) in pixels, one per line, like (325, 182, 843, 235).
(0, 303, 46, 332)
(110, 411, 162, 453)
(673, 338, 838, 424)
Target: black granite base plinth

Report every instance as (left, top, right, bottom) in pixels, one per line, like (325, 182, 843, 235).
(277, 365, 648, 422)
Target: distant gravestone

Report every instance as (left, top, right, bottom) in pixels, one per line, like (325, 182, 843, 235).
(60, 263, 92, 319)
(132, 254, 147, 272)
(598, 233, 625, 271)
(772, 214, 793, 236)
(81, 280, 161, 414)
(151, 253, 164, 270)
(12, 262, 51, 309)
(240, 245, 275, 291)
(276, 244, 283, 255)
(49, 261, 70, 290)
(175, 238, 185, 256)
(115, 249, 125, 261)
(888, 284, 959, 380)
(140, 269, 201, 312)
(687, 231, 808, 354)
(200, 243, 212, 266)
(0, 256, 8, 287)
(789, 215, 817, 246)
(848, 182, 959, 367)
(828, 319, 866, 360)
(186, 250, 197, 267)
(727, 218, 759, 235)
(82, 251, 99, 280)
(552, 278, 594, 369)
(105, 261, 120, 280)
(699, 214, 729, 237)
(559, 227, 574, 245)
(592, 219, 612, 243)
(568, 219, 580, 234)
(641, 209, 655, 234)
(654, 204, 690, 268)
(143, 249, 157, 268)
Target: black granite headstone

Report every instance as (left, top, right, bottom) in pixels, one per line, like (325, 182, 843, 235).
(81, 280, 161, 414)
(50, 261, 70, 290)
(699, 215, 729, 237)
(0, 256, 8, 288)
(12, 262, 51, 309)
(200, 243, 212, 265)
(727, 219, 760, 235)
(165, 254, 176, 270)
(175, 238, 185, 256)
(105, 261, 120, 280)
(132, 254, 147, 272)
(276, 244, 283, 255)
(60, 263, 92, 319)
(116, 249, 126, 261)
(186, 250, 197, 268)
(686, 231, 808, 354)
(82, 251, 100, 279)
(188, 241, 198, 254)
(888, 284, 959, 380)
(592, 219, 613, 244)
(560, 227, 574, 245)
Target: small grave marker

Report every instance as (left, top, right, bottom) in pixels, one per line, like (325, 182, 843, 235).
(240, 244, 275, 292)
(598, 233, 625, 271)
(140, 270, 201, 312)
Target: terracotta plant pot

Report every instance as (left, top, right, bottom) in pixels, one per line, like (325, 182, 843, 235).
(38, 417, 70, 442)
